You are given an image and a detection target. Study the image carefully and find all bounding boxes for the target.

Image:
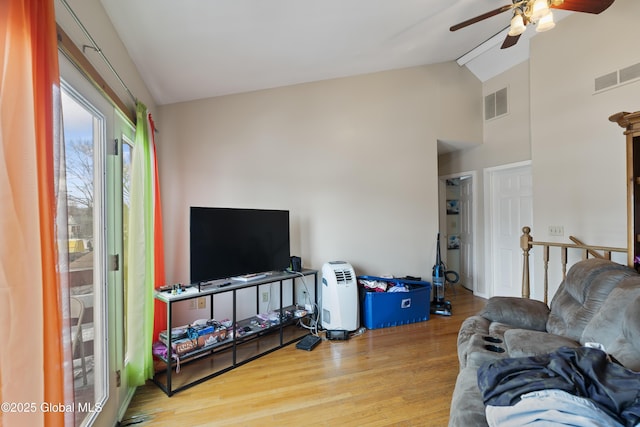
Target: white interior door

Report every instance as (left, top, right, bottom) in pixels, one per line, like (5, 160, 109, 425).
(486, 162, 533, 298)
(459, 176, 473, 291)
(439, 172, 476, 293)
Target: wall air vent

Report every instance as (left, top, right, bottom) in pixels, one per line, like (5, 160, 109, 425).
(595, 62, 640, 94)
(595, 72, 618, 92)
(620, 63, 640, 84)
(484, 87, 508, 121)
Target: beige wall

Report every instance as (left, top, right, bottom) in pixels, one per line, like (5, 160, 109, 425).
(431, 62, 484, 144)
(51, 0, 639, 420)
(442, 0, 640, 300)
(55, 0, 157, 118)
(440, 59, 531, 175)
(439, 60, 532, 296)
(528, 0, 639, 298)
(55, 0, 640, 326)
(158, 63, 482, 287)
(530, 0, 638, 246)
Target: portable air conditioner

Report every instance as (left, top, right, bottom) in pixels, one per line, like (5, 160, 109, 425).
(321, 261, 359, 331)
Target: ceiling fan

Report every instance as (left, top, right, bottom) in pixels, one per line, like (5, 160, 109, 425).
(450, 0, 615, 49)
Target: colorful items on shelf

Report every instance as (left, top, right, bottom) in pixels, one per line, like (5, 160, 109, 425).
(158, 319, 228, 356)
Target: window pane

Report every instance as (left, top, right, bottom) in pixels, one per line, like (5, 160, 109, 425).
(61, 87, 106, 427)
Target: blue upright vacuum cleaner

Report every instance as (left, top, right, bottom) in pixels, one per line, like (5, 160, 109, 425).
(430, 233, 457, 316)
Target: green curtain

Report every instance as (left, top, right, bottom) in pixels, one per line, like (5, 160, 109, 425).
(126, 101, 156, 385)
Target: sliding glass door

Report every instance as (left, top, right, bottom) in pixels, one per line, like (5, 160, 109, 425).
(60, 52, 133, 427)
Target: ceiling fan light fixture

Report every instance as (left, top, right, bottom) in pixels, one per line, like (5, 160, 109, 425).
(536, 11, 556, 32)
(530, 0, 550, 22)
(508, 12, 527, 36)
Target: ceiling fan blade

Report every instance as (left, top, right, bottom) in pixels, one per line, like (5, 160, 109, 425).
(450, 4, 514, 32)
(550, 0, 615, 14)
(501, 33, 521, 49)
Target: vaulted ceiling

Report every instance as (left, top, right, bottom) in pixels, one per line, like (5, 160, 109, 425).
(100, 0, 577, 105)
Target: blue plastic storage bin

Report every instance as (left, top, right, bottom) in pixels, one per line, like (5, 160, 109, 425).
(358, 276, 431, 329)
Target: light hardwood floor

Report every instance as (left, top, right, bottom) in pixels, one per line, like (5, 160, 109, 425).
(121, 287, 486, 427)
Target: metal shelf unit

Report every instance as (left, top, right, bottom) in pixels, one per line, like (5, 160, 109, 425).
(152, 269, 318, 396)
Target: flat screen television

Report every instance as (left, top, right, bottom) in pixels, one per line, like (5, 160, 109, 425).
(190, 207, 291, 283)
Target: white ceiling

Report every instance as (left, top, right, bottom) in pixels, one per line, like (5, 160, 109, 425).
(99, 0, 565, 106)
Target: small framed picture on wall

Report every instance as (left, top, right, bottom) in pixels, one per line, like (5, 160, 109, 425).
(446, 199, 459, 215)
(448, 235, 460, 250)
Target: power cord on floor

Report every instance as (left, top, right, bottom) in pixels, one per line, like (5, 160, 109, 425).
(350, 327, 367, 338)
(118, 415, 150, 426)
(298, 313, 319, 336)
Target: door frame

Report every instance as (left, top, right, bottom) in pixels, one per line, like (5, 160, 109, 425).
(438, 170, 478, 294)
(60, 51, 134, 427)
(483, 160, 533, 299)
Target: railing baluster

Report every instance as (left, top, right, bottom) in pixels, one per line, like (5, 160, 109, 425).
(521, 227, 532, 299)
(543, 245, 550, 305)
(570, 236, 603, 259)
(520, 226, 627, 304)
(561, 247, 568, 281)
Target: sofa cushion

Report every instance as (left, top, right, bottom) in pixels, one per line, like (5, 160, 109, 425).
(480, 296, 549, 331)
(487, 321, 517, 337)
(581, 277, 640, 371)
(457, 317, 522, 369)
(618, 295, 640, 370)
(546, 259, 636, 341)
(448, 367, 488, 427)
(466, 345, 508, 369)
(503, 328, 580, 358)
(450, 259, 640, 427)
(457, 315, 490, 368)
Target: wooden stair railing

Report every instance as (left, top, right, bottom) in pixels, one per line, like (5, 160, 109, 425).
(569, 236, 606, 259)
(520, 226, 628, 304)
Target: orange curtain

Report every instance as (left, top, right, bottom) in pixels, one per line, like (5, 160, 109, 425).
(0, 0, 68, 426)
(150, 113, 167, 341)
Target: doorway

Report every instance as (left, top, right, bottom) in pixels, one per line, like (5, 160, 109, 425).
(439, 172, 476, 293)
(484, 161, 533, 298)
(60, 52, 134, 426)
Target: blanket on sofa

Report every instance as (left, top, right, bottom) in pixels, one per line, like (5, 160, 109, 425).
(477, 347, 640, 427)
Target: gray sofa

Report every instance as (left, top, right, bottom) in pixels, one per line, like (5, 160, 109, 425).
(449, 258, 640, 426)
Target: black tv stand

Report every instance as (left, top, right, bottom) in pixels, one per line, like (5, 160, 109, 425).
(152, 269, 318, 396)
(230, 272, 268, 282)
